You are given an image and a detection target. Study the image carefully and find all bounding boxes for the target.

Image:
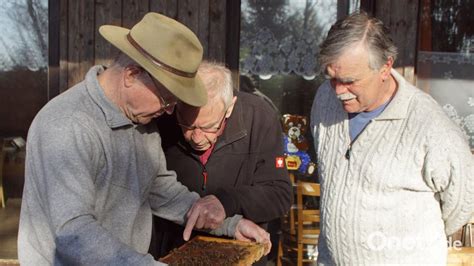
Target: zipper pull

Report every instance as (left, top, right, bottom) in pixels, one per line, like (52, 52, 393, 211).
(345, 145, 351, 160)
(202, 168, 208, 191)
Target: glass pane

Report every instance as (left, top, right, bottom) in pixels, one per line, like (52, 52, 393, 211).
(239, 0, 339, 179)
(417, 0, 474, 149)
(0, 0, 48, 138)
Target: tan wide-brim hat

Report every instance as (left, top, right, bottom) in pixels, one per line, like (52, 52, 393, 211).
(99, 12, 207, 107)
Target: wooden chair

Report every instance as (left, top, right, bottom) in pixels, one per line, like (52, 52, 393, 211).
(278, 180, 320, 266)
(447, 247, 474, 266)
(461, 215, 474, 247)
(0, 138, 26, 208)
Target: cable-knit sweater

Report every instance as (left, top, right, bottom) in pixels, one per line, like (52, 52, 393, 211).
(310, 69, 474, 265)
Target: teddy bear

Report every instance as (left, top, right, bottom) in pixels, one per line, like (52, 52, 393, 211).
(281, 114, 316, 175)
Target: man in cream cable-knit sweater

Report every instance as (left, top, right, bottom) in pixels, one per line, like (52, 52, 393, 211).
(311, 12, 474, 265)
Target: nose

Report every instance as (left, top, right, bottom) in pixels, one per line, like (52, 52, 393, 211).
(333, 81, 348, 95)
(191, 128, 205, 139)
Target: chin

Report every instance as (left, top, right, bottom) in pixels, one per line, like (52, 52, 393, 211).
(191, 143, 210, 151)
(342, 106, 355, 113)
(342, 102, 361, 113)
(137, 118, 153, 125)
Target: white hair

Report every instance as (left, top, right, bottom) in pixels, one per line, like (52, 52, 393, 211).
(197, 61, 234, 111)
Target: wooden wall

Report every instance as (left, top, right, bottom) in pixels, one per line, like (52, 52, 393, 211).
(361, 0, 420, 84)
(50, 0, 234, 94)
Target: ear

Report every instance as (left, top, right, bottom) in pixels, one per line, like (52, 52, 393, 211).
(123, 65, 143, 87)
(225, 96, 238, 118)
(380, 56, 394, 81)
(283, 114, 290, 125)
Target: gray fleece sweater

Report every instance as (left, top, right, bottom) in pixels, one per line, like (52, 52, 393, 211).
(18, 66, 239, 265)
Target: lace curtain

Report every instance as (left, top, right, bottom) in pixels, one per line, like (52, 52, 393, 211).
(417, 0, 474, 150)
(239, 0, 338, 80)
(417, 51, 474, 149)
(240, 27, 320, 80)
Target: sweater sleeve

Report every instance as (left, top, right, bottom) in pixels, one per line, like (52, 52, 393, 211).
(422, 110, 474, 236)
(148, 144, 200, 225)
(21, 118, 159, 265)
(214, 100, 292, 223)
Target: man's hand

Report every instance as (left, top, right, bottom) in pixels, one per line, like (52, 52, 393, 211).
(183, 195, 226, 241)
(234, 219, 272, 255)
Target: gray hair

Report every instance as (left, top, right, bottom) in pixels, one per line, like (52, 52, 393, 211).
(319, 11, 398, 71)
(111, 53, 137, 69)
(110, 53, 153, 86)
(197, 61, 233, 110)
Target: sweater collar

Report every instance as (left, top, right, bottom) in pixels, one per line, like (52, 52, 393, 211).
(85, 65, 134, 129)
(373, 69, 415, 121)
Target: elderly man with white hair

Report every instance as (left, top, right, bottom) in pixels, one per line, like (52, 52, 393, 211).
(311, 12, 474, 265)
(151, 61, 292, 264)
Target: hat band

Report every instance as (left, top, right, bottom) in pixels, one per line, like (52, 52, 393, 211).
(127, 33, 197, 78)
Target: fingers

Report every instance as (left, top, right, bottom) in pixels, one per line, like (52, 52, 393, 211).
(200, 195, 226, 227)
(234, 219, 272, 255)
(263, 241, 272, 255)
(183, 208, 200, 241)
(235, 219, 270, 240)
(183, 195, 226, 241)
(262, 232, 271, 255)
(235, 230, 251, 242)
(194, 211, 207, 229)
(251, 228, 271, 255)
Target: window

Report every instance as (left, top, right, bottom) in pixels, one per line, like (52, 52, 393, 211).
(417, 0, 474, 149)
(0, 0, 48, 138)
(239, 0, 354, 177)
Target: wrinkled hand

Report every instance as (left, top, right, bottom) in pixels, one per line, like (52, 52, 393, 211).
(234, 219, 271, 255)
(183, 195, 226, 241)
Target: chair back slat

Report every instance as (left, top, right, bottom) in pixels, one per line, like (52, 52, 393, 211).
(300, 182, 320, 196)
(278, 177, 321, 266)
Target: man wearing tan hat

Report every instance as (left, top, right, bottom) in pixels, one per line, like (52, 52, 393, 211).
(18, 13, 270, 265)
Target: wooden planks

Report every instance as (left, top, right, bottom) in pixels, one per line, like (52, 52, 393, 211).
(48, 0, 60, 100)
(225, 0, 240, 71)
(208, 0, 226, 62)
(53, 0, 232, 93)
(59, 0, 68, 93)
(67, 0, 95, 88)
(197, 0, 210, 59)
(178, 0, 200, 38)
(95, 0, 122, 66)
(150, 0, 178, 19)
(375, 0, 419, 84)
(122, 0, 149, 29)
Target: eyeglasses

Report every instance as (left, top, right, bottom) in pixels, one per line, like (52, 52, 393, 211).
(177, 108, 228, 134)
(145, 71, 177, 110)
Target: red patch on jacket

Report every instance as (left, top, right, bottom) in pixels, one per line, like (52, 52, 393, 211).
(276, 157, 285, 168)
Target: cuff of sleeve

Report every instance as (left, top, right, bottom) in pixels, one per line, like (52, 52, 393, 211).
(209, 215, 242, 237)
(214, 189, 238, 217)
